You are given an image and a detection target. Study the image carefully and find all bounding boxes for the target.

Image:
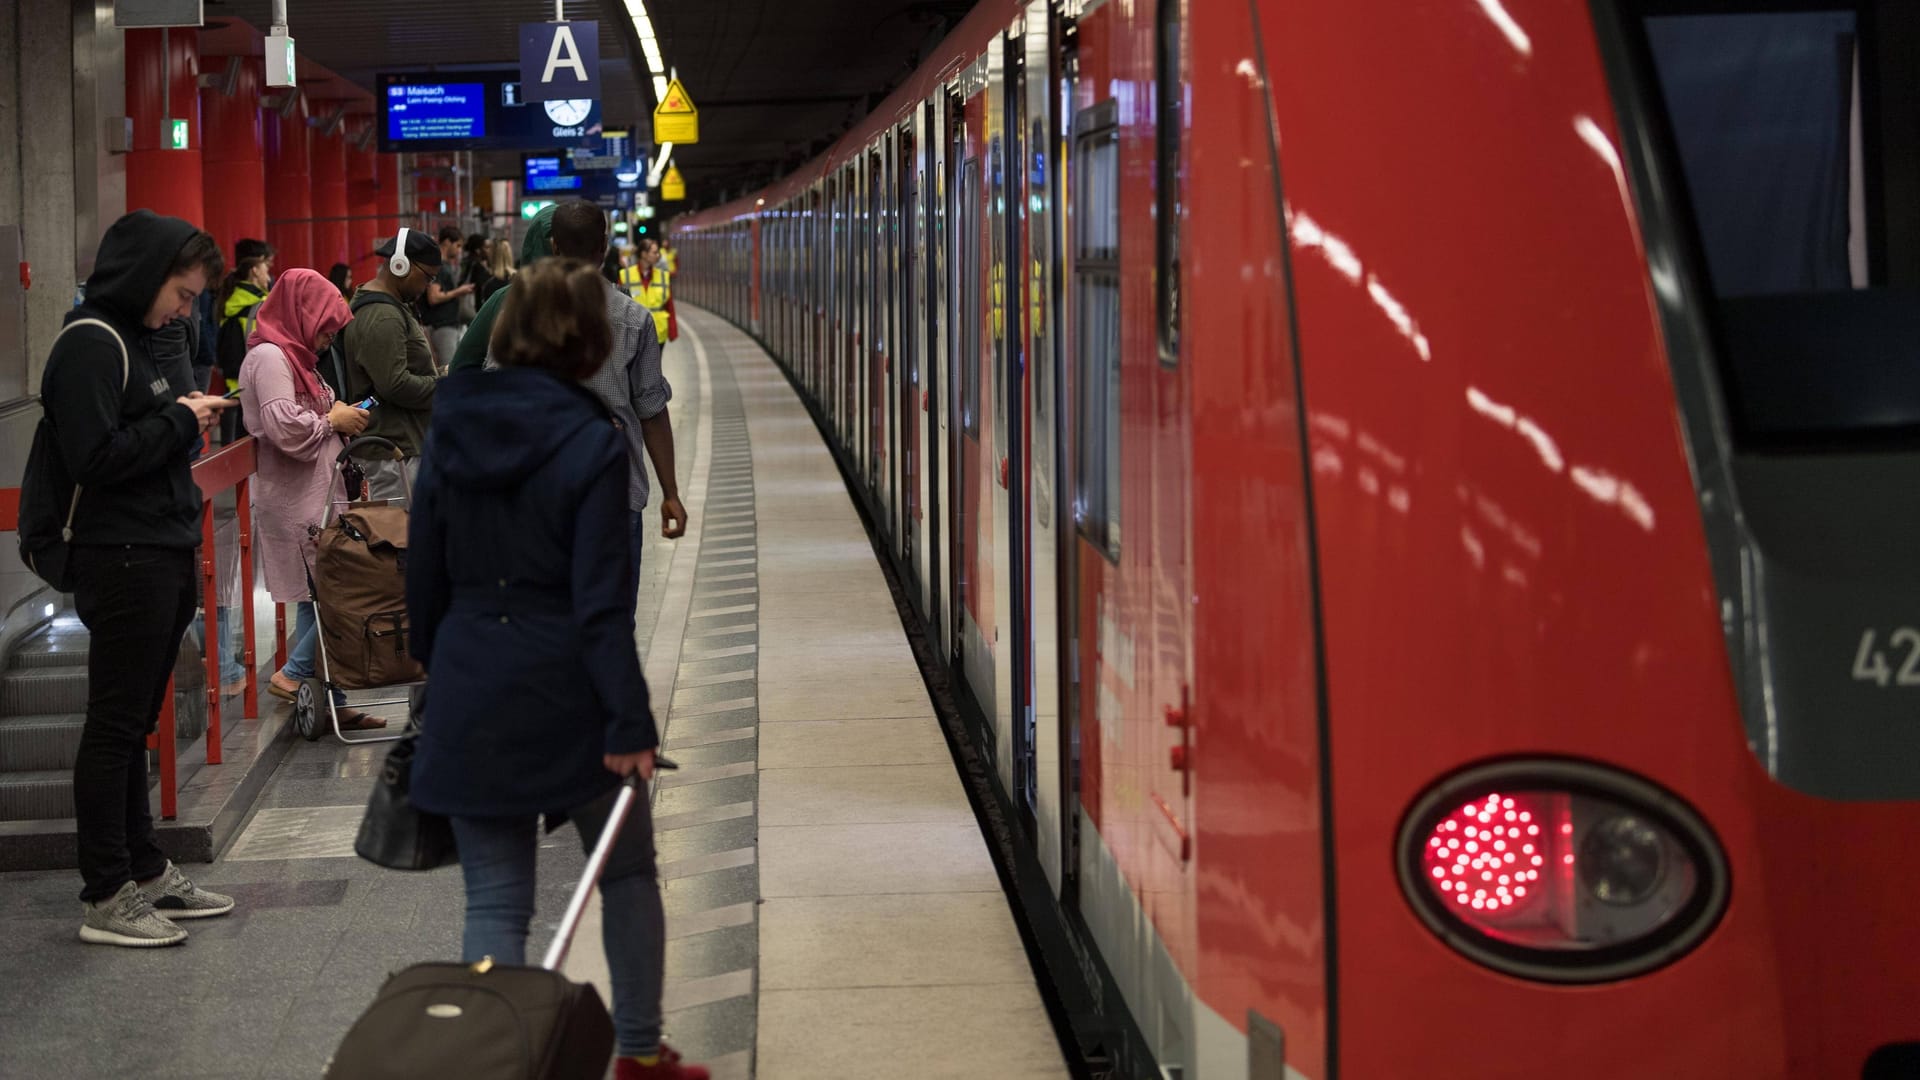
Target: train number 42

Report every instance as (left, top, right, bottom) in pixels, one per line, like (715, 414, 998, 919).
(1852, 628, 1920, 687)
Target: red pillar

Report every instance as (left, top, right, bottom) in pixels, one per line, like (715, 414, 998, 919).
(264, 92, 312, 271)
(125, 29, 205, 226)
(200, 56, 266, 261)
(374, 153, 403, 262)
(310, 115, 349, 272)
(346, 118, 381, 280)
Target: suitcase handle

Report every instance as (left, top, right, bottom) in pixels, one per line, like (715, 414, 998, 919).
(542, 776, 641, 972)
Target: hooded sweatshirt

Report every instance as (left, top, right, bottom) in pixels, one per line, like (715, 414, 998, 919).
(405, 366, 656, 817)
(35, 210, 204, 549)
(447, 206, 555, 373)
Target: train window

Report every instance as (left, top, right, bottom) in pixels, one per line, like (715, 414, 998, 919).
(1156, 0, 1183, 365)
(1616, 2, 1920, 446)
(1073, 101, 1121, 559)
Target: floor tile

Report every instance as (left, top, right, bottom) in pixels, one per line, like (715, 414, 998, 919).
(759, 823, 1000, 896)
(759, 717, 951, 768)
(760, 893, 1035, 990)
(759, 764, 971, 826)
(758, 985, 1068, 1080)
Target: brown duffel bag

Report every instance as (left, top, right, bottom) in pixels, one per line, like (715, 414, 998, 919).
(311, 502, 423, 690)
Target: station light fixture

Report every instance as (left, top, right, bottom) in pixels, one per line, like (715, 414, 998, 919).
(1396, 758, 1728, 983)
(623, 0, 671, 106)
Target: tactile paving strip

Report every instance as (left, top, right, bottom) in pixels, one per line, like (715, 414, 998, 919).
(655, 324, 761, 1075)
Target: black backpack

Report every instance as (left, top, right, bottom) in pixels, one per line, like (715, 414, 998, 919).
(215, 304, 256, 381)
(20, 320, 130, 591)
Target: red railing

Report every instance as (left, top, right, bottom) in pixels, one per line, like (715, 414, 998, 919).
(0, 435, 288, 820)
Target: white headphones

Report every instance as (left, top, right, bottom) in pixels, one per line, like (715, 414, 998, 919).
(389, 226, 412, 277)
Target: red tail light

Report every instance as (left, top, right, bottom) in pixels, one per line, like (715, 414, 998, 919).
(1398, 761, 1728, 983)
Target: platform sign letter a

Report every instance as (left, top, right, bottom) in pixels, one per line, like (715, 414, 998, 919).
(520, 21, 601, 102)
(544, 27, 585, 83)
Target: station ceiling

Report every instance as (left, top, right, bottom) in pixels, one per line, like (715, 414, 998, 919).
(203, 0, 973, 207)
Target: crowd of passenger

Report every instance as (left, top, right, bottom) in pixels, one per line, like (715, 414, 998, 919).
(18, 204, 703, 1079)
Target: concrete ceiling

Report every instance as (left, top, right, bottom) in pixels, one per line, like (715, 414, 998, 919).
(202, 0, 973, 207)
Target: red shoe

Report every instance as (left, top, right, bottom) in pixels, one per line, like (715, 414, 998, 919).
(614, 1045, 710, 1080)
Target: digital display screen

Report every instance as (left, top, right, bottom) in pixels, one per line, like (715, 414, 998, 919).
(386, 83, 486, 142)
(525, 156, 582, 192)
(378, 70, 602, 152)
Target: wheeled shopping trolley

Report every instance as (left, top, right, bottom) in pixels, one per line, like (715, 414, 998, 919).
(294, 436, 422, 745)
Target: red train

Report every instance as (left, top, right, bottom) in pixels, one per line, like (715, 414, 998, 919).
(673, 0, 1920, 1076)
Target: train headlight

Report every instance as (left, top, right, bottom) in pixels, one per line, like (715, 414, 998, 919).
(1397, 760, 1728, 983)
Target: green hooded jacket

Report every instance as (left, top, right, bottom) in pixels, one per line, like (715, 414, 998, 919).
(448, 205, 554, 372)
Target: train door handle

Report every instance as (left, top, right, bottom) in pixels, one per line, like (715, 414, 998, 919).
(998, 457, 1009, 489)
(921, 390, 930, 412)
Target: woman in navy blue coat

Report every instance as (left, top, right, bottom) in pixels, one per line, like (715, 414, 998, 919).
(406, 258, 707, 1080)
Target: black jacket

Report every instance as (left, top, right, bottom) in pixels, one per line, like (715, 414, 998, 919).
(38, 211, 204, 549)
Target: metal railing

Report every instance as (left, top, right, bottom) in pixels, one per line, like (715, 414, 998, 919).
(0, 435, 288, 820)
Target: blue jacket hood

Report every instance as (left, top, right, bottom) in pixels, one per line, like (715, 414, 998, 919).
(425, 367, 613, 490)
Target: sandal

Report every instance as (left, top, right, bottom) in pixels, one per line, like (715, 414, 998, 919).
(337, 709, 388, 732)
(268, 672, 301, 702)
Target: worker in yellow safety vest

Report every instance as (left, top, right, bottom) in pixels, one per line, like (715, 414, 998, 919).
(621, 235, 677, 344)
(662, 240, 678, 275)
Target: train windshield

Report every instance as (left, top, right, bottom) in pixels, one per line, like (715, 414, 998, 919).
(1637, 7, 1920, 448)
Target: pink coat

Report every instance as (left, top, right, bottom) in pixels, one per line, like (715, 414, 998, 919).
(239, 343, 343, 602)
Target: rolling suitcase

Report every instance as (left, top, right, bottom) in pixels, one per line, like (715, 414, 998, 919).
(324, 778, 644, 1080)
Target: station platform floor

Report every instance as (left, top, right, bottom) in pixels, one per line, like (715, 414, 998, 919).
(0, 308, 1071, 1080)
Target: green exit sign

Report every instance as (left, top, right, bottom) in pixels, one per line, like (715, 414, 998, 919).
(168, 119, 188, 150)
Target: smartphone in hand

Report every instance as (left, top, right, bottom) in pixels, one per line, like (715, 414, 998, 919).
(354, 396, 377, 410)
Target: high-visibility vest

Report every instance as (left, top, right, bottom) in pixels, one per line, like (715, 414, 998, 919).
(663, 249, 678, 274)
(623, 266, 671, 342)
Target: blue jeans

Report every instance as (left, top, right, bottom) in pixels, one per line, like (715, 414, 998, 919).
(280, 602, 346, 705)
(216, 607, 245, 680)
(449, 789, 665, 1056)
(629, 508, 647, 596)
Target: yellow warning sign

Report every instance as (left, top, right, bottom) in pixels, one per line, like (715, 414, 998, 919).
(652, 78, 699, 145)
(661, 164, 686, 201)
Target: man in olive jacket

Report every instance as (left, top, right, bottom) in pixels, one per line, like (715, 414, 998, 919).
(343, 230, 442, 498)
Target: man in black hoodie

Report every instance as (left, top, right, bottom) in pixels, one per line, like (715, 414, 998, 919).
(36, 210, 239, 947)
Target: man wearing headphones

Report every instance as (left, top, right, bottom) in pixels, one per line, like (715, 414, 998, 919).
(343, 227, 442, 499)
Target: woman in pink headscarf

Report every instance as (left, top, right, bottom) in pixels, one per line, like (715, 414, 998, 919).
(238, 268, 382, 728)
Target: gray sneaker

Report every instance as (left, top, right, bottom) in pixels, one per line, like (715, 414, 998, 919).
(79, 880, 187, 947)
(138, 860, 235, 920)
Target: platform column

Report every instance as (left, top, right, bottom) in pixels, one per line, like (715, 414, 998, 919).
(310, 110, 349, 273)
(264, 91, 312, 271)
(124, 28, 204, 226)
(346, 118, 381, 281)
(200, 56, 266, 260)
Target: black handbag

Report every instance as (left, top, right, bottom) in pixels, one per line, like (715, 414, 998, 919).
(354, 735, 457, 870)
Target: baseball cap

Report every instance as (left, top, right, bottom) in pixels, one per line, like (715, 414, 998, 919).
(375, 230, 444, 269)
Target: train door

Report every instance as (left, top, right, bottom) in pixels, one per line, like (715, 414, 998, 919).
(827, 175, 841, 434)
(871, 142, 891, 511)
(1022, 0, 1069, 894)
(807, 186, 820, 398)
(750, 216, 762, 337)
(954, 67, 997, 736)
(855, 154, 872, 489)
(898, 123, 922, 591)
(929, 94, 953, 663)
(994, 20, 1034, 821)
(849, 161, 864, 458)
